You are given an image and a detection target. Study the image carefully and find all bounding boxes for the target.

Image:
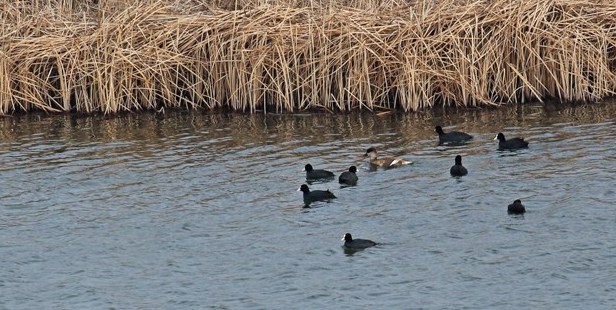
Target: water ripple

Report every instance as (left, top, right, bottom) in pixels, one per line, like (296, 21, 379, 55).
(1, 104, 615, 309)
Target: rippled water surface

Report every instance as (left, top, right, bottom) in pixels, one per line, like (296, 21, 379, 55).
(1, 103, 615, 309)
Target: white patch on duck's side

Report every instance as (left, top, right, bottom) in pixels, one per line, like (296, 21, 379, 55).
(390, 159, 413, 167)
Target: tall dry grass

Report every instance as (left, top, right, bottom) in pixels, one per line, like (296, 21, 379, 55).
(1, 0, 616, 114)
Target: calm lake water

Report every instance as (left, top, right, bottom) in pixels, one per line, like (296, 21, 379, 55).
(1, 102, 615, 309)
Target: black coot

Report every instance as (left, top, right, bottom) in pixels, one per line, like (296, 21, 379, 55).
(342, 233, 377, 249)
(435, 126, 473, 144)
(507, 199, 526, 214)
(298, 184, 336, 204)
(304, 164, 335, 180)
(338, 166, 358, 186)
(450, 155, 468, 176)
(495, 133, 529, 150)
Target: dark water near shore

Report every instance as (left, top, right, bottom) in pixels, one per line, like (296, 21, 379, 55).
(1, 103, 615, 309)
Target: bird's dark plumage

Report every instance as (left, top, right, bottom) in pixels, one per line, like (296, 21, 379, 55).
(495, 133, 529, 150)
(338, 166, 358, 186)
(342, 233, 377, 249)
(450, 155, 468, 176)
(435, 126, 473, 144)
(298, 184, 336, 203)
(507, 199, 526, 214)
(304, 164, 335, 180)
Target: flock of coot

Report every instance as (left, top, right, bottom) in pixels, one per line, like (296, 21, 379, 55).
(298, 125, 529, 250)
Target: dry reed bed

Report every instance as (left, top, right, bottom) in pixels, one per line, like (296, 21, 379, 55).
(1, 0, 616, 114)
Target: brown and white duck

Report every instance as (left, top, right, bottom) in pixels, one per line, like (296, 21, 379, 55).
(364, 147, 412, 168)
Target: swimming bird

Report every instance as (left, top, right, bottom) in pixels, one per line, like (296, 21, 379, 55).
(435, 125, 473, 144)
(338, 166, 358, 186)
(494, 133, 529, 150)
(304, 164, 335, 180)
(298, 184, 336, 204)
(449, 155, 468, 176)
(507, 199, 526, 214)
(342, 233, 377, 249)
(364, 147, 412, 168)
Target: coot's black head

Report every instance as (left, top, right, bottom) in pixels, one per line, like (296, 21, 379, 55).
(304, 164, 314, 172)
(513, 199, 521, 204)
(455, 155, 463, 165)
(343, 233, 353, 242)
(435, 126, 444, 134)
(348, 166, 357, 173)
(298, 184, 310, 193)
(495, 133, 506, 141)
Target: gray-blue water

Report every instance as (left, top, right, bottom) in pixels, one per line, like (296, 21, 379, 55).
(1, 103, 615, 309)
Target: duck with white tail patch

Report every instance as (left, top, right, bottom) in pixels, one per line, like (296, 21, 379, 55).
(364, 147, 413, 169)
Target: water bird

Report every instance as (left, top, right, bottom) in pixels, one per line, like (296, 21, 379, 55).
(435, 125, 473, 144)
(304, 164, 335, 180)
(450, 155, 468, 176)
(338, 166, 358, 186)
(494, 133, 529, 150)
(364, 147, 412, 168)
(298, 184, 336, 203)
(342, 233, 377, 249)
(507, 199, 526, 214)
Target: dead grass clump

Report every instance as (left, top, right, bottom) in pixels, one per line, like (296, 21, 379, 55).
(1, 0, 616, 115)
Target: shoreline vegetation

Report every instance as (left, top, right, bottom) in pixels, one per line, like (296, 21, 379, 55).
(1, 0, 616, 115)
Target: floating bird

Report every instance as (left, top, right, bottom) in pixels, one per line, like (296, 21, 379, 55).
(338, 166, 358, 186)
(494, 133, 529, 150)
(435, 125, 473, 144)
(304, 164, 335, 180)
(298, 184, 336, 204)
(364, 147, 412, 168)
(507, 199, 526, 214)
(342, 233, 377, 249)
(450, 155, 468, 176)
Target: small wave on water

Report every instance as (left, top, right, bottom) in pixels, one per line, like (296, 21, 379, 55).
(1, 103, 615, 309)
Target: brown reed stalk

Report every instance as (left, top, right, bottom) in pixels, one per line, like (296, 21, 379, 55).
(1, 0, 616, 115)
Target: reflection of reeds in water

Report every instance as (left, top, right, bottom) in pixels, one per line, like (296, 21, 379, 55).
(1, 0, 616, 115)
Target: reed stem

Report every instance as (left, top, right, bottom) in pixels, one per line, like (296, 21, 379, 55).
(1, 0, 615, 114)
